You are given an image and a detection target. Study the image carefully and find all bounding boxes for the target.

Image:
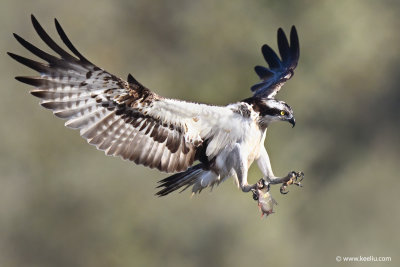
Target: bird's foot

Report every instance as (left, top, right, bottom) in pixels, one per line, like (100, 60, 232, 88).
(279, 171, 304, 194)
(251, 179, 269, 200)
(249, 172, 304, 217)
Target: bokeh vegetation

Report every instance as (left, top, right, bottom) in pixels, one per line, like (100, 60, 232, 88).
(1, 0, 399, 266)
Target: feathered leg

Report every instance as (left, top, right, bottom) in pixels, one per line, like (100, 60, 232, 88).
(256, 146, 304, 194)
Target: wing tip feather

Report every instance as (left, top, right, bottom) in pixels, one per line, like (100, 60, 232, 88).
(251, 26, 300, 98)
(15, 76, 39, 86)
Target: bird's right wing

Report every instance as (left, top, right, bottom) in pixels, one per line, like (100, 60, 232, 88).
(9, 15, 243, 173)
(251, 26, 300, 99)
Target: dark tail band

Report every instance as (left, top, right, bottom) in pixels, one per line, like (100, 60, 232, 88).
(156, 164, 205, 196)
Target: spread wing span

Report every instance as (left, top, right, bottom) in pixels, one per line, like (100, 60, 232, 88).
(251, 26, 299, 99)
(8, 15, 242, 173)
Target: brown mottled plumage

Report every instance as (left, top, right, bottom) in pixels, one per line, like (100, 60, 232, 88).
(10, 15, 199, 173)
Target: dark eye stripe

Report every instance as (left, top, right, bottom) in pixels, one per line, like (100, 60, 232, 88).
(260, 107, 282, 116)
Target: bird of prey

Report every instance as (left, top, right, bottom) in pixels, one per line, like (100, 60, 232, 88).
(9, 15, 304, 216)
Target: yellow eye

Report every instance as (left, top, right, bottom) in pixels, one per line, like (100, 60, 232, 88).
(280, 111, 286, 116)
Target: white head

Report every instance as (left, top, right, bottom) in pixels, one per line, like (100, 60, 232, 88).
(248, 98, 295, 128)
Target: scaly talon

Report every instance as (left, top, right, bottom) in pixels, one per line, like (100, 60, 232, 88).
(293, 171, 304, 185)
(279, 171, 305, 194)
(280, 183, 289, 194)
(256, 178, 266, 189)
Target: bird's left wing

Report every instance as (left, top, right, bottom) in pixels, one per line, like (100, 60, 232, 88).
(9, 15, 238, 173)
(251, 26, 300, 99)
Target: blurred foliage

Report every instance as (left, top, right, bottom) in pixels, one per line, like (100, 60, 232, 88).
(1, 0, 399, 266)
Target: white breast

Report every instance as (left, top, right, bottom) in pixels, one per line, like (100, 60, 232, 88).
(244, 124, 266, 168)
(212, 106, 265, 176)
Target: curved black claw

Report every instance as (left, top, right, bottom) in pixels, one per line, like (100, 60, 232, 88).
(252, 189, 259, 201)
(256, 178, 270, 191)
(256, 178, 266, 189)
(280, 183, 289, 194)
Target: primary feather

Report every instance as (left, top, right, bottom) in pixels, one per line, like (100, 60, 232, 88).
(9, 15, 244, 173)
(251, 26, 299, 99)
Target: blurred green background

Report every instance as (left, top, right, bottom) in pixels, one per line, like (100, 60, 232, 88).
(1, 0, 399, 266)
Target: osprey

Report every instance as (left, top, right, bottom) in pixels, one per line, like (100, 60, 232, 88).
(9, 15, 304, 216)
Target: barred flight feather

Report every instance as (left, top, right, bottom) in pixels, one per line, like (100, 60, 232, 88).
(10, 15, 256, 177)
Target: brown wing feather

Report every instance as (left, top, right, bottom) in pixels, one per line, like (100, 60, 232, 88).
(9, 15, 199, 173)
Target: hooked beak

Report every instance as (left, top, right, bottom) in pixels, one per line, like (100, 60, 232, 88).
(288, 117, 296, 128)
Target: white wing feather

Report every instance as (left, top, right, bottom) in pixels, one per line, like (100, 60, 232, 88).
(9, 15, 249, 173)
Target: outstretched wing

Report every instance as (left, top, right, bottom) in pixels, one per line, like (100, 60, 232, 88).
(251, 26, 300, 99)
(9, 15, 239, 173)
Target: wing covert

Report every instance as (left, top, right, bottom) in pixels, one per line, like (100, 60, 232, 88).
(9, 15, 240, 173)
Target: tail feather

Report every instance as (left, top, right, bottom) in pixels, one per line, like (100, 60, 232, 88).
(156, 164, 205, 196)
